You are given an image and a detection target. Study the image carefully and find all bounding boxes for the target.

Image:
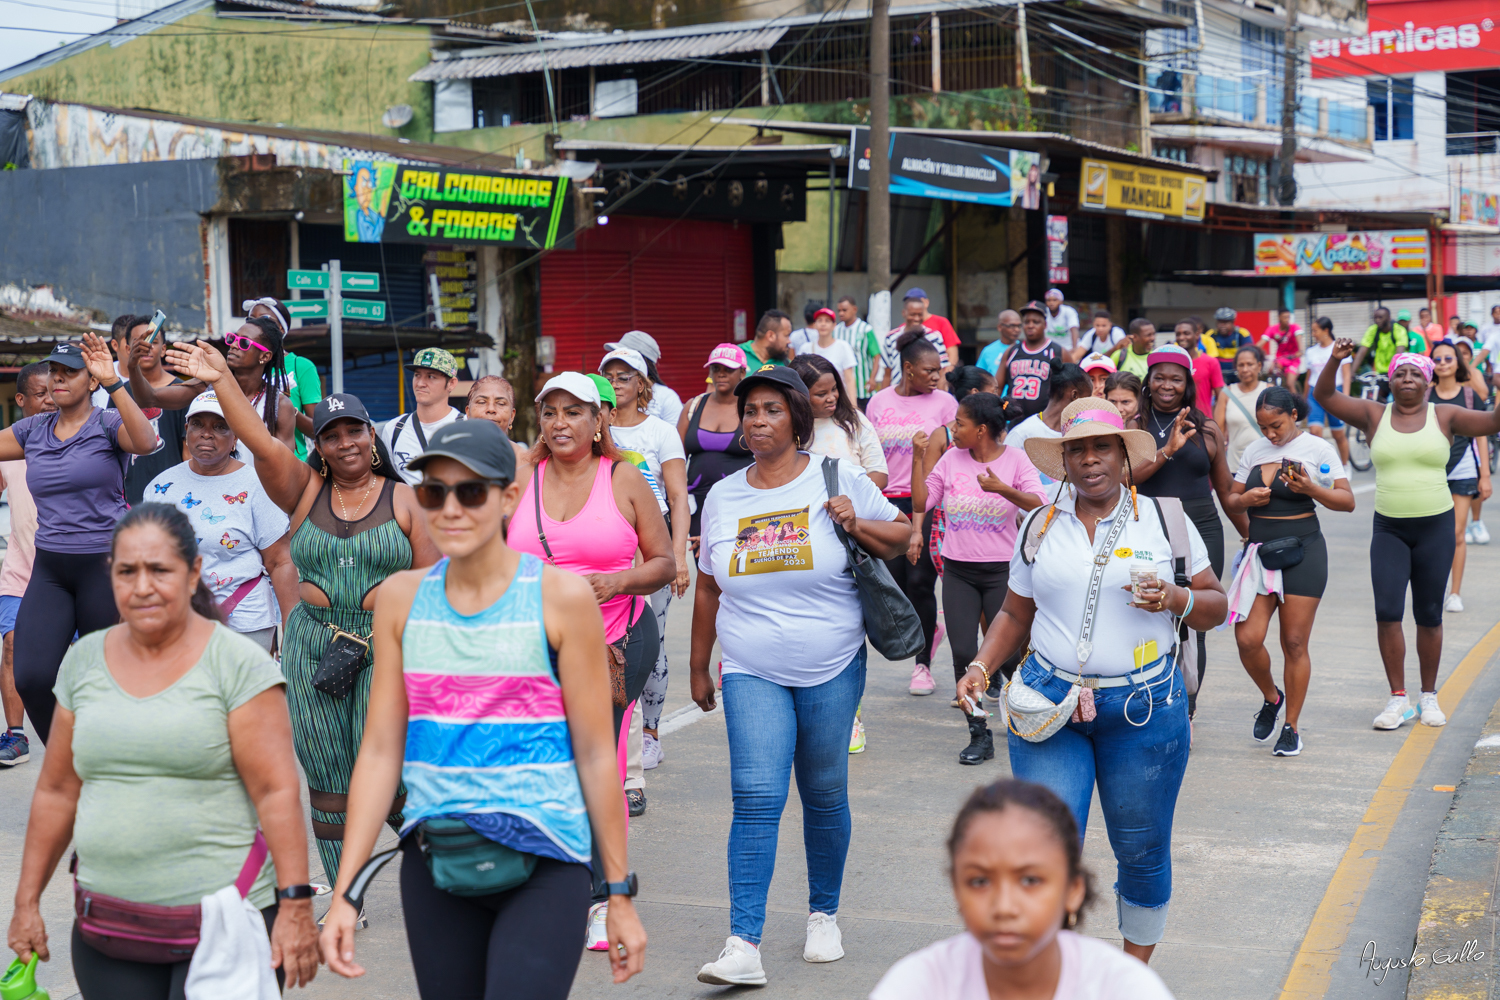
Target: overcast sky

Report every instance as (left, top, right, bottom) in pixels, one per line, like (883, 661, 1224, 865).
(0, 0, 169, 76)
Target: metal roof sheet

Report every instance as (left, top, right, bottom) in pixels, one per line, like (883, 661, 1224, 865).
(410, 25, 788, 80)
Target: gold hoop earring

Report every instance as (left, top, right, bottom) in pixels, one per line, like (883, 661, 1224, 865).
(1065, 910, 1079, 930)
(371, 445, 382, 470)
(318, 459, 328, 479)
(594, 431, 602, 442)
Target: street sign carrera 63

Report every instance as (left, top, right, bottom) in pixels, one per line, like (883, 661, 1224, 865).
(343, 158, 575, 250)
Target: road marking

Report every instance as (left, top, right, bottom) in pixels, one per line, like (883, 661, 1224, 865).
(1352, 483, 1376, 494)
(659, 700, 722, 735)
(1278, 619, 1500, 999)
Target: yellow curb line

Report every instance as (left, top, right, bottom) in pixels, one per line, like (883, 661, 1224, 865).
(1277, 620, 1500, 999)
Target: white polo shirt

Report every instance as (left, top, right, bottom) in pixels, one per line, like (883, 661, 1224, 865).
(1009, 486, 1210, 676)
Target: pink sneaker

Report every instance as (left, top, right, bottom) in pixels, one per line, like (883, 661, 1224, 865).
(909, 664, 935, 695)
(929, 622, 947, 664)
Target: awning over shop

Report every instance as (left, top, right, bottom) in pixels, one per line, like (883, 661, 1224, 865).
(410, 24, 789, 81)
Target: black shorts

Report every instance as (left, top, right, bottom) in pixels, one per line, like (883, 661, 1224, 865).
(1450, 477, 1480, 498)
(1248, 515, 1327, 599)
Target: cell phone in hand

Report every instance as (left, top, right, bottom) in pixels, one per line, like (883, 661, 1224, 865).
(144, 309, 167, 343)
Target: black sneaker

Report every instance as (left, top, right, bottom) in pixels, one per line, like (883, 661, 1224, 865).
(625, 789, 646, 817)
(1253, 689, 1285, 743)
(959, 717, 995, 765)
(1273, 724, 1302, 756)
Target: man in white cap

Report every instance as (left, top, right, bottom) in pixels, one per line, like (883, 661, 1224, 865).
(381, 346, 464, 485)
(605, 330, 683, 428)
(1043, 288, 1080, 354)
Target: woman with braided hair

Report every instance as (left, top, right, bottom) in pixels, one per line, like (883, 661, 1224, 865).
(164, 339, 441, 897)
(957, 398, 1226, 965)
(130, 316, 299, 456)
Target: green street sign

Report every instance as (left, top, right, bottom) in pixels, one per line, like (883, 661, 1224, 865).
(281, 299, 329, 319)
(342, 299, 386, 321)
(287, 270, 330, 290)
(340, 272, 380, 293)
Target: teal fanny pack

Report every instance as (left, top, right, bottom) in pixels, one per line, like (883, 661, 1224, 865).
(415, 818, 538, 897)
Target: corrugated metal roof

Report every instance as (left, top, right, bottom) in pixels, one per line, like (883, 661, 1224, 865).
(410, 25, 787, 81)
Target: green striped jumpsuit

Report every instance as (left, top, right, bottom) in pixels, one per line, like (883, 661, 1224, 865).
(284, 477, 411, 883)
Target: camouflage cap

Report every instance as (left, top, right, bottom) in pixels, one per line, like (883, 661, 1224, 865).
(404, 346, 459, 378)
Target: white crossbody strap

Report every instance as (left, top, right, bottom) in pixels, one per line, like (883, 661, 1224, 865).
(1075, 492, 1133, 667)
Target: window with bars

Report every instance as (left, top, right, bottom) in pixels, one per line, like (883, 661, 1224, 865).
(1224, 154, 1269, 206)
(1446, 70, 1500, 155)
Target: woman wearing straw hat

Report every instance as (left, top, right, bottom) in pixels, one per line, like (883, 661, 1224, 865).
(956, 398, 1227, 966)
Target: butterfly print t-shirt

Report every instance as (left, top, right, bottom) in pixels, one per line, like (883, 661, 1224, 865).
(10, 408, 130, 553)
(144, 462, 290, 632)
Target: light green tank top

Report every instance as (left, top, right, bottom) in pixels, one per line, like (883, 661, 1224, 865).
(1371, 403, 1455, 518)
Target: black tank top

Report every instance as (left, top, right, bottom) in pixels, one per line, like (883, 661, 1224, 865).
(684, 395, 753, 501)
(1244, 464, 1315, 518)
(1136, 407, 1212, 499)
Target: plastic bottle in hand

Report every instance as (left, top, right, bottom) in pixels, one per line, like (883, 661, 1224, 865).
(1313, 463, 1335, 489)
(1, 955, 50, 1000)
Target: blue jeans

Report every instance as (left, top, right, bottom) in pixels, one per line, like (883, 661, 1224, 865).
(721, 647, 867, 944)
(1306, 396, 1344, 430)
(1006, 651, 1189, 946)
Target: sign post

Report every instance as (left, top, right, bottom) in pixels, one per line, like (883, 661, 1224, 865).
(329, 260, 343, 395)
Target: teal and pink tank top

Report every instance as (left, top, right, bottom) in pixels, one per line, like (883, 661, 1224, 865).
(399, 553, 592, 865)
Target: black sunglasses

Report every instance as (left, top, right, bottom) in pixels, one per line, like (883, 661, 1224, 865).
(414, 478, 508, 510)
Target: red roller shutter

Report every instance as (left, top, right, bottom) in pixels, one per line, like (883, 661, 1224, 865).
(541, 216, 755, 401)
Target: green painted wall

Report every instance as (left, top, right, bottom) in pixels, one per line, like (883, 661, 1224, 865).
(2, 11, 436, 140)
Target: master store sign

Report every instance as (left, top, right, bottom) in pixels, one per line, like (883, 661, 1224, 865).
(343, 159, 575, 249)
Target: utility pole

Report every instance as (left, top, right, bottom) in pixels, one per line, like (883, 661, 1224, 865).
(869, 0, 891, 299)
(1276, 0, 1298, 206)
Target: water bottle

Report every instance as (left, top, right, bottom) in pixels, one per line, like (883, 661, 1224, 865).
(1314, 462, 1335, 489)
(1, 954, 50, 1000)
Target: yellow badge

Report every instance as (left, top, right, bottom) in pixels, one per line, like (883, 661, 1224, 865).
(1114, 547, 1133, 558)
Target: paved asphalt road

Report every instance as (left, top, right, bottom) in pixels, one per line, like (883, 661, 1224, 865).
(4, 465, 1500, 999)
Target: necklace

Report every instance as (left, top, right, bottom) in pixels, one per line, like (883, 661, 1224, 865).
(332, 475, 378, 521)
(1147, 407, 1174, 441)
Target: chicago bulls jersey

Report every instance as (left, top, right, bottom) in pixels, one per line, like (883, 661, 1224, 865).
(998, 341, 1065, 426)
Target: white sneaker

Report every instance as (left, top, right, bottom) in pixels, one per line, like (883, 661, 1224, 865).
(642, 733, 663, 770)
(1446, 593, 1465, 613)
(585, 901, 609, 951)
(1419, 692, 1448, 727)
(1466, 524, 1476, 545)
(1373, 695, 1416, 730)
(804, 912, 844, 963)
(697, 935, 767, 985)
(1474, 521, 1491, 545)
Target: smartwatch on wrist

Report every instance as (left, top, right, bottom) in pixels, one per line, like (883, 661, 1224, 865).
(276, 884, 316, 901)
(99, 379, 125, 395)
(604, 872, 639, 898)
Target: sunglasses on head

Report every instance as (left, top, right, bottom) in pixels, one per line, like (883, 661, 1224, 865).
(224, 332, 271, 353)
(414, 478, 509, 509)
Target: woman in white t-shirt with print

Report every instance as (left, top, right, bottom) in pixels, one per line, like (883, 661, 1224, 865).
(956, 399, 1227, 966)
(691, 365, 908, 988)
(600, 347, 690, 789)
(871, 779, 1175, 1000)
(1223, 388, 1354, 758)
(145, 390, 293, 653)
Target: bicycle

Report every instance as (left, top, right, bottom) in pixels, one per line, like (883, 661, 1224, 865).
(1346, 371, 1387, 472)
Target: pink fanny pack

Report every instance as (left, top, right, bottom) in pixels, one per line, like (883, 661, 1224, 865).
(73, 830, 267, 964)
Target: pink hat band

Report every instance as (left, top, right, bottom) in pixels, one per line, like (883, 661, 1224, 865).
(1063, 407, 1125, 433)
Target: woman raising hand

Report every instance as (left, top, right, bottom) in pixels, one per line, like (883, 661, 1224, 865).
(165, 339, 440, 889)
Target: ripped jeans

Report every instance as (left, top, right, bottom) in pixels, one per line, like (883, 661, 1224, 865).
(1005, 650, 1190, 947)
(638, 587, 671, 732)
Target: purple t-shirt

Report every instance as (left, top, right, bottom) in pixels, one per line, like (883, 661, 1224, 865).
(11, 408, 129, 553)
(866, 386, 959, 497)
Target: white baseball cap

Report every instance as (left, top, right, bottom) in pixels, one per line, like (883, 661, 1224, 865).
(534, 371, 603, 407)
(186, 390, 224, 420)
(599, 347, 649, 378)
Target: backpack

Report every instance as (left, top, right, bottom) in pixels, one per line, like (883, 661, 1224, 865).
(1018, 494, 1200, 695)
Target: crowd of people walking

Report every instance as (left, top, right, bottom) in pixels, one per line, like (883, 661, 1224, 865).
(1, 290, 1497, 999)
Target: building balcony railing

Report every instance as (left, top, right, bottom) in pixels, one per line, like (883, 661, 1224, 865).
(1148, 72, 1367, 143)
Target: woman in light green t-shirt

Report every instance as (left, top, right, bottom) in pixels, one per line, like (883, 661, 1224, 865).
(7, 504, 320, 996)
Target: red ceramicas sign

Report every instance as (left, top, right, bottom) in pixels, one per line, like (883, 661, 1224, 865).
(1309, 0, 1500, 77)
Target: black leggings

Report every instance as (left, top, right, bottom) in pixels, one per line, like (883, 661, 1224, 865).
(401, 839, 591, 1000)
(14, 547, 118, 743)
(884, 497, 939, 666)
(1180, 496, 1224, 713)
(71, 905, 281, 1000)
(1372, 510, 1455, 628)
(942, 559, 1009, 683)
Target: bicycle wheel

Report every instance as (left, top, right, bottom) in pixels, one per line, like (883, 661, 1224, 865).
(1349, 428, 1373, 472)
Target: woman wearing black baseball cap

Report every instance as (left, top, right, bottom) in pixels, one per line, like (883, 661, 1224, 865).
(322, 419, 647, 996)
(165, 339, 442, 892)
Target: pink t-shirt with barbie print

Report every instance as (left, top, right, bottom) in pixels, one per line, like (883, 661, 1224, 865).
(870, 929, 1176, 1000)
(866, 386, 958, 497)
(923, 446, 1046, 563)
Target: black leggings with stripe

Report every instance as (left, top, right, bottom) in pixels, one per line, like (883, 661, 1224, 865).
(13, 547, 118, 744)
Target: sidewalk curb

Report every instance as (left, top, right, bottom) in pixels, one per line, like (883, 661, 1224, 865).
(1407, 698, 1500, 998)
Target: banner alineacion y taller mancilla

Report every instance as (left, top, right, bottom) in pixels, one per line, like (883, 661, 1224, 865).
(342, 159, 575, 249)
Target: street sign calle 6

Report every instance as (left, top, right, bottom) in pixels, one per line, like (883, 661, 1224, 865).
(287, 270, 331, 290)
(281, 299, 329, 319)
(341, 299, 386, 321)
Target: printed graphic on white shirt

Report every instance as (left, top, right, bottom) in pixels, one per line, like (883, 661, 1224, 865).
(731, 507, 812, 575)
